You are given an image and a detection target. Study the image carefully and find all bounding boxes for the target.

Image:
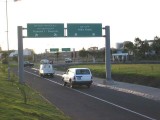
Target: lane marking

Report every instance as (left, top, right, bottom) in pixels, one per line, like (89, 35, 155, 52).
(25, 69, 157, 120)
(72, 89, 156, 120)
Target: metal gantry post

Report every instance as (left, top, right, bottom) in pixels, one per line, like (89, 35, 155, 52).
(18, 26, 24, 84)
(104, 26, 113, 83)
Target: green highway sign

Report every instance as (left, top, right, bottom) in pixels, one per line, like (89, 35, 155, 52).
(27, 23, 64, 37)
(62, 48, 71, 52)
(67, 23, 102, 37)
(50, 48, 59, 52)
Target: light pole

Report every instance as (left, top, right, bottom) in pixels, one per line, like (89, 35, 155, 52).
(5, 0, 10, 81)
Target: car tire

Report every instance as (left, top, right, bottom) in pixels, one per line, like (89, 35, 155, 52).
(70, 84, 73, 88)
(69, 81, 73, 88)
(63, 82, 67, 86)
(51, 74, 54, 78)
(40, 74, 42, 77)
(87, 84, 91, 88)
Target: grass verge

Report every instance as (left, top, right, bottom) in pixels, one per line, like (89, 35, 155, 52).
(0, 64, 71, 120)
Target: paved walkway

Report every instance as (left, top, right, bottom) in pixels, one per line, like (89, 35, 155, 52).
(56, 71, 160, 101)
(92, 77, 160, 101)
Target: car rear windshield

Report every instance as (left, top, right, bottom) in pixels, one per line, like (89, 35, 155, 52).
(41, 64, 52, 68)
(76, 69, 90, 75)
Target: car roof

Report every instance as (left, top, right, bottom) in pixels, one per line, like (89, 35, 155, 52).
(69, 68, 90, 70)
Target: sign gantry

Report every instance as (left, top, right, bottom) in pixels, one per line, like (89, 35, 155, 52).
(18, 24, 112, 84)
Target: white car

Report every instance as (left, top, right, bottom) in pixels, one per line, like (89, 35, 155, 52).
(40, 59, 49, 64)
(39, 64, 55, 77)
(62, 68, 93, 88)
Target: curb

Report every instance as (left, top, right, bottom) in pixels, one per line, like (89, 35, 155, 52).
(93, 82, 160, 101)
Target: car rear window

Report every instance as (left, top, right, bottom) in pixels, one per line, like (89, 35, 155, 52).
(76, 69, 90, 75)
(41, 64, 52, 69)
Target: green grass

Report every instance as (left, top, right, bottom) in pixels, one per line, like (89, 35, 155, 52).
(111, 64, 160, 77)
(62, 64, 160, 88)
(0, 64, 71, 120)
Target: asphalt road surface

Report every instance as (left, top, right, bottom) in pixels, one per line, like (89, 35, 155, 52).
(13, 67, 160, 120)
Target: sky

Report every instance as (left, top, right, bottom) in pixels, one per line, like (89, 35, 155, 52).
(0, 0, 160, 54)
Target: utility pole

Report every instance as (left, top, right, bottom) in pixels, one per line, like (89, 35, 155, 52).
(6, 0, 10, 81)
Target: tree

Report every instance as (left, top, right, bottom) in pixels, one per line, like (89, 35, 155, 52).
(88, 50, 97, 63)
(123, 41, 134, 61)
(151, 36, 160, 55)
(12, 55, 18, 62)
(134, 38, 151, 59)
(134, 37, 142, 59)
(99, 49, 105, 62)
(1, 51, 9, 64)
(123, 41, 134, 54)
(134, 37, 142, 49)
(79, 48, 88, 62)
(55, 52, 60, 62)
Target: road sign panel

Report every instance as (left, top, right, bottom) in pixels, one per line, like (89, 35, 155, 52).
(27, 23, 64, 37)
(67, 23, 102, 37)
(50, 48, 59, 52)
(62, 48, 71, 51)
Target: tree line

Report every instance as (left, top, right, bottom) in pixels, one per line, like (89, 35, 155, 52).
(78, 36, 160, 62)
(124, 36, 160, 60)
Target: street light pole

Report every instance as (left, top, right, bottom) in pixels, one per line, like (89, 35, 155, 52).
(5, 0, 10, 81)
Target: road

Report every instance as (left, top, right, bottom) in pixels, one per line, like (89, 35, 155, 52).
(13, 67, 160, 120)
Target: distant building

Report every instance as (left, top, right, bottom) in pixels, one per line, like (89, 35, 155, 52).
(23, 48, 32, 56)
(113, 42, 131, 62)
(116, 43, 123, 49)
(9, 51, 18, 57)
(9, 48, 32, 57)
(88, 47, 98, 51)
(112, 53, 128, 62)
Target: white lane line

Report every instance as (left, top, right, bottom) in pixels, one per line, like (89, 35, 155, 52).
(25, 70, 62, 86)
(71, 89, 156, 120)
(25, 70, 157, 120)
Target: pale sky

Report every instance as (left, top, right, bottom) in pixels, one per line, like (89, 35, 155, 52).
(0, 0, 160, 53)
